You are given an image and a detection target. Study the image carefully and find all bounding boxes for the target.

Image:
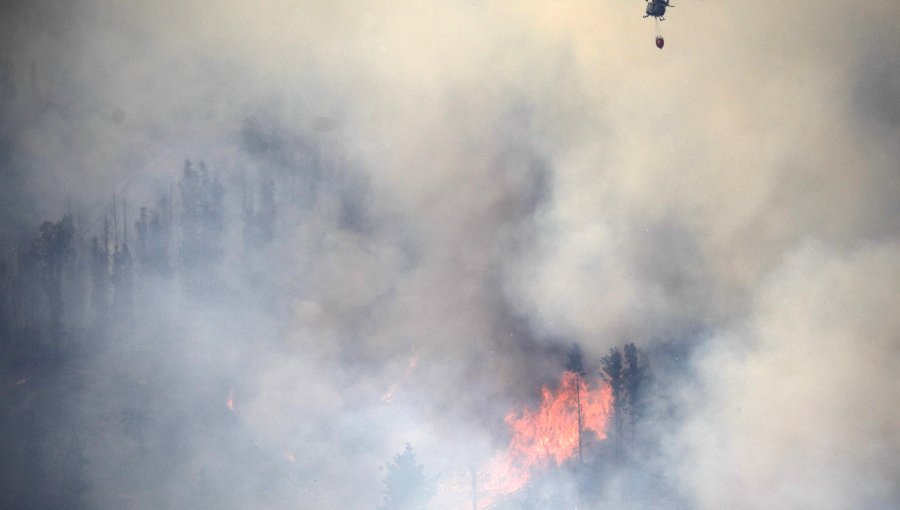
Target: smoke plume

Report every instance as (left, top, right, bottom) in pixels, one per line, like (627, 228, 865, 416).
(1, 0, 898, 509)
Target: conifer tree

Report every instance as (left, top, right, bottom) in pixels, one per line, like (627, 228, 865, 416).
(380, 444, 435, 510)
(600, 347, 625, 459)
(623, 342, 648, 446)
(565, 343, 586, 464)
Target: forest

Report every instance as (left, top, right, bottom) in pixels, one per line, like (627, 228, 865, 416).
(1, 147, 685, 509)
(3, 1, 899, 509)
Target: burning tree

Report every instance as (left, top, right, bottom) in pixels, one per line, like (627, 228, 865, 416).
(481, 364, 612, 504)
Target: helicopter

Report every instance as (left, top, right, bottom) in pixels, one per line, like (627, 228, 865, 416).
(643, 0, 672, 49)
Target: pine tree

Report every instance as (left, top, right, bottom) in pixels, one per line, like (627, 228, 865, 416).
(380, 444, 435, 510)
(38, 216, 74, 354)
(600, 347, 625, 459)
(622, 343, 648, 448)
(90, 232, 109, 329)
(565, 342, 586, 464)
(179, 160, 225, 292)
(112, 242, 133, 322)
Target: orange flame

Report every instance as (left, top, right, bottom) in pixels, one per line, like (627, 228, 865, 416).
(483, 371, 612, 499)
(226, 388, 235, 411)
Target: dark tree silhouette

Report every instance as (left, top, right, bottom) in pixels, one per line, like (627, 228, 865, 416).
(147, 207, 170, 271)
(38, 215, 74, 354)
(623, 342, 649, 446)
(179, 160, 225, 292)
(565, 342, 586, 464)
(134, 207, 150, 267)
(15, 237, 46, 358)
(380, 444, 435, 510)
(112, 242, 133, 322)
(90, 231, 109, 329)
(565, 342, 585, 376)
(135, 187, 173, 276)
(600, 347, 625, 458)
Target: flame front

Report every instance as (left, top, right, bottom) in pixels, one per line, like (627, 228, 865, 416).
(483, 371, 612, 500)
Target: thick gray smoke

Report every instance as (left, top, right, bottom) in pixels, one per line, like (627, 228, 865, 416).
(1, 0, 898, 509)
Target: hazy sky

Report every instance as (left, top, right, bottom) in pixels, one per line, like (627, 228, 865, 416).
(2, 1, 899, 509)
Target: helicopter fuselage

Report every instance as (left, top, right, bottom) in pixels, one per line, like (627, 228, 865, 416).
(644, 0, 670, 19)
